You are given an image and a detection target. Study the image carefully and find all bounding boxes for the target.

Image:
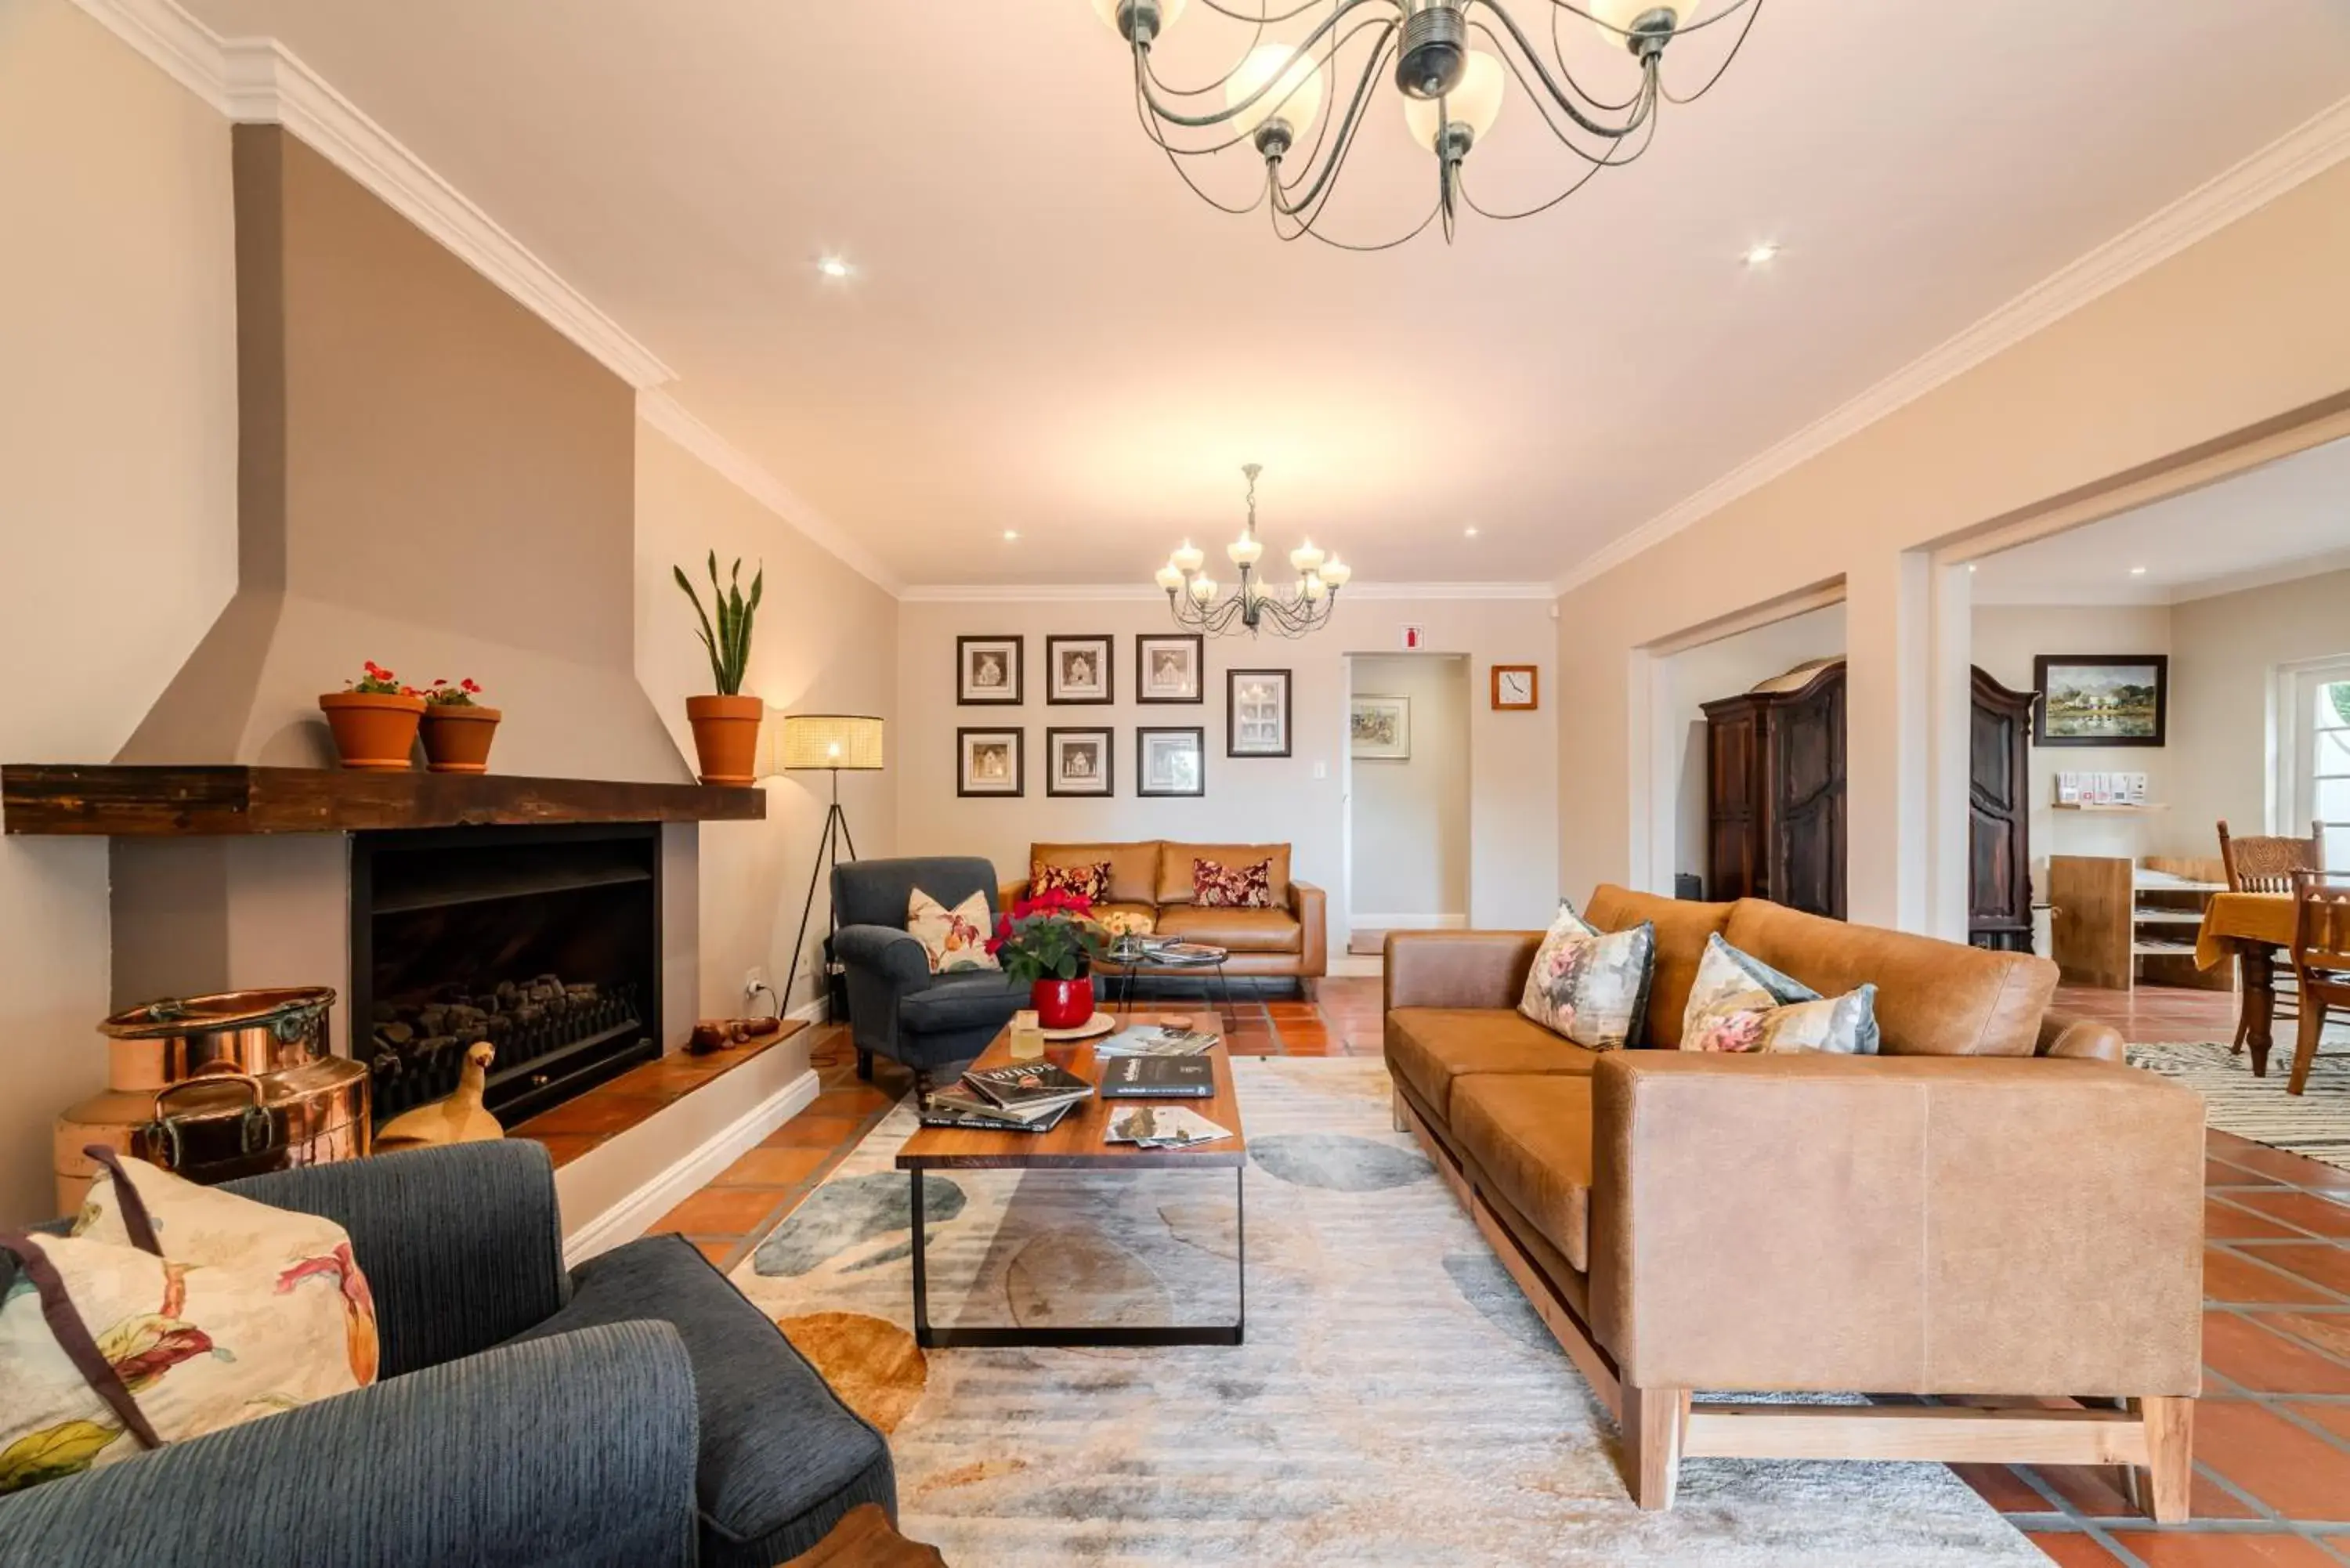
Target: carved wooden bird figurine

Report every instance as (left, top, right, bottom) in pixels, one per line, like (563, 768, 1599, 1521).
(375, 1041, 503, 1150)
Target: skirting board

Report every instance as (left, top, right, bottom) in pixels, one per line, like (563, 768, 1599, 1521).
(559, 1047, 822, 1266)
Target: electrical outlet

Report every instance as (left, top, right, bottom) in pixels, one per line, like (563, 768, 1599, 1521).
(743, 966, 769, 1002)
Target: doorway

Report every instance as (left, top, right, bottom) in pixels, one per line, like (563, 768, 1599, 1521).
(1343, 652, 1471, 957)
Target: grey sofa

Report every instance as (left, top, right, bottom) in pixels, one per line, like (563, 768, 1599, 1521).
(830, 856, 1040, 1089)
(0, 1141, 893, 1568)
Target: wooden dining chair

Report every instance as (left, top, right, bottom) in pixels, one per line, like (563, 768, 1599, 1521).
(2287, 871, 2350, 1096)
(2218, 821, 2323, 1056)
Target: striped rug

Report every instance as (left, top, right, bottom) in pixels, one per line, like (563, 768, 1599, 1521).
(2125, 1039, 2350, 1171)
(732, 1057, 2037, 1566)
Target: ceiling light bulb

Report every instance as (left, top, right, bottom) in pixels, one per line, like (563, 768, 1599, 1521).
(1190, 575, 1217, 603)
(1742, 242, 1781, 268)
(1320, 555, 1350, 587)
(1289, 539, 1325, 575)
(1090, 0, 1188, 39)
(1403, 49, 1506, 152)
(1227, 533, 1264, 567)
(1300, 573, 1328, 603)
(1155, 564, 1186, 591)
(1463, 526, 1480, 538)
(1589, 0, 1700, 49)
(2129, 565, 2148, 576)
(1003, 529, 1020, 541)
(1171, 539, 1204, 574)
(816, 256, 853, 279)
(1226, 42, 1323, 141)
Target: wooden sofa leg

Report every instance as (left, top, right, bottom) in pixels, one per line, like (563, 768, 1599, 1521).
(855, 1048, 873, 1082)
(1622, 1386, 1687, 1511)
(1391, 1087, 1407, 1133)
(2131, 1396, 2193, 1523)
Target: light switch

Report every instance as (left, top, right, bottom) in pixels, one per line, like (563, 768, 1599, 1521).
(1312, 761, 1327, 779)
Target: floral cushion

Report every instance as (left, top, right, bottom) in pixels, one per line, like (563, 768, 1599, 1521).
(1679, 934, 1879, 1054)
(1192, 857, 1273, 909)
(1031, 861, 1112, 905)
(908, 887, 999, 974)
(0, 1151, 377, 1495)
(1517, 900, 1656, 1052)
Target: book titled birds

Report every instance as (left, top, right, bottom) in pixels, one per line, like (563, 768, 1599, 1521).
(1098, 1056, 1215, 1099)
(962, 1060, 1093, 1115)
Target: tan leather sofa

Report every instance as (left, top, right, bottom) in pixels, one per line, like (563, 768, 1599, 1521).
(998, 840, 1326, 979)
(1386, 884, 2204, 1517)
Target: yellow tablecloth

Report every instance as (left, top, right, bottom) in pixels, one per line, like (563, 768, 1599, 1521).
(2194, 891, 2297, 969)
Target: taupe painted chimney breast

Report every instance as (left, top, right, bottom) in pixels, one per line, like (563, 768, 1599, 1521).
(119, 126, 688, 782)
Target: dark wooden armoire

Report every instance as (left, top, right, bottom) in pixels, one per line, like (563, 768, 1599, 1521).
(1702, 659, 1846, 918)
(1966, 667, 2037, 950)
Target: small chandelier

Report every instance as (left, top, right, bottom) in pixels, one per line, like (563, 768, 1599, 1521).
(1155, 464, 1349, 638)
(1090, 0, 1759, 247)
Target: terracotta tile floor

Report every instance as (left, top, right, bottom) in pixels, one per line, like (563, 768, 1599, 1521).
(640, 977, 2350, 1565)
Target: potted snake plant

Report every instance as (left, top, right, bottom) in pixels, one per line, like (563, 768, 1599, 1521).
(674, 552, 764, 784)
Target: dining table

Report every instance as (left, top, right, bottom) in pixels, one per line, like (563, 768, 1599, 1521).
(2194, 891, 2298, 1076)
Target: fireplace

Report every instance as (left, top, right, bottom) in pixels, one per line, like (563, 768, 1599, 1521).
(352, 823, 662, 1128)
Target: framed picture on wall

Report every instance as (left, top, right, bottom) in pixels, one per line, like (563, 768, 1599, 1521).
(1045, 728, 1113, 797)
(1045, 635, 1113, 704)
(2033, 655, 2168, 746)
(1227, 669, 1292, 757)
(1136, 634, 1204, 704)
(956, 636, 1023, 705)
(1350, 695, 1411, 760)
(1137, 727, 1206, 797)
(956, 728, 1024, 797)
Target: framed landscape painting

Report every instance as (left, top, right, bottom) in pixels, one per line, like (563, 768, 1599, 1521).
(956, 636, 1022, 705)
(1045, 727, 1113, 797)
(1350, 695, 1411, 760)
(1137, 727, 1205, 797)
(956, 728, 1024, 797)
(2034, 655, 2167, 747)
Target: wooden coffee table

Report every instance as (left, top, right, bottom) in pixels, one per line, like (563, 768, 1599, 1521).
(893, 1016, 1246, 1349)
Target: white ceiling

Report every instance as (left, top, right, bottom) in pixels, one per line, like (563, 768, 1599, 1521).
(179, 0, 2350, 590)
(1971, 435, 2350, 605)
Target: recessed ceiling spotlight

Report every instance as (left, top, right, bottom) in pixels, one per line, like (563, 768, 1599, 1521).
(2129, 565, 2148, 576)
(1741, 241, 1781, 268)
(1464, 526, 1480, 538)
(815, 256, 854, 280)
(1966, 564, 1977, 573)
(1002, 529, 1020, 542)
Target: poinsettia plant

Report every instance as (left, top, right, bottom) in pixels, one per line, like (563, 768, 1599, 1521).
(345, 660, 420, 698)
(424, 677, 485, 707)
(985, 889, 1109, 985)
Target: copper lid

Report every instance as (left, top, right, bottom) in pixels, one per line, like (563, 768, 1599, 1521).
(101, 987, 337, 1039)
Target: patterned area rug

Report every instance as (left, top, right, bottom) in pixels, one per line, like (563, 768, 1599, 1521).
(729, 1057, 2037, 1566)
(2127, 1039, 2350, 1170)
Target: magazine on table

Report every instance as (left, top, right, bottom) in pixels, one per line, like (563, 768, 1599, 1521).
(1103, 1104, 1232, 1149)
(1095, 1024, 1220, 1057)
(961, 1060, 1094, 1115)
(921, 1088, 1075, 1132)
(1097, 1056, 1217, 1099)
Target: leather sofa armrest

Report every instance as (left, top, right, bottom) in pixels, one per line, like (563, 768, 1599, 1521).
(998, 879, 1029, 914)
(1383, 930, 1542, 1013)
(2037, 1010, 2126, 1064)
(1289, 880, 1327, 977)
(1587, 1051, 2204, 1398)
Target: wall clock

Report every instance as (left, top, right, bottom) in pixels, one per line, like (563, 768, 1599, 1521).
(1491, 665, 1538, 711)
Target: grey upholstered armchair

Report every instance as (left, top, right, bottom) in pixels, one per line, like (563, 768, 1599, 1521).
(830, 856, 1036, 1089)
(0, 1141, 894, 1568)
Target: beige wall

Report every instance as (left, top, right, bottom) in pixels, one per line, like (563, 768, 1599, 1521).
(895, 595, 1559, 934)
(1661, 604, 1847, 891)
(2168, 565, 2350, 859)
(0, 0, 240, 1224)
(1347, 654, 1470, 923)
(634, 422, 899, 1017)
(1559, 161, 2350, 925)
(1970, 603, 2175, 884)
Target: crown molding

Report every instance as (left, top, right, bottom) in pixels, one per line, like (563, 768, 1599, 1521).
(70, 0, 674, 390)
(638, 392, 902, 595)
(1553, 95, 2350, 598)
(896, 580, 1557, 604)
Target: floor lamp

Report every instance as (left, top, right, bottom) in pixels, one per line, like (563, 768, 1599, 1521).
(778, 714, 886, 1023)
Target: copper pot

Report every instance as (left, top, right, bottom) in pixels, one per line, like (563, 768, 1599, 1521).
(99, 986, 335, 1091)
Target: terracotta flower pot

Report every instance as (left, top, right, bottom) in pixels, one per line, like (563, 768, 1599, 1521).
(421, 705, 501, 774)
(1030, 975, 1094, 1031)
(318, 692, 425, 771)
(685, 695, 763, 785)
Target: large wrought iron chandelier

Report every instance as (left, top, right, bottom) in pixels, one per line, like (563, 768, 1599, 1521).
(1155, 464, 1349, 638)
(1090, 0, 1760, 247)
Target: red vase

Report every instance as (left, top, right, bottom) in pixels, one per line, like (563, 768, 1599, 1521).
(1030, 976, 1093, 1031)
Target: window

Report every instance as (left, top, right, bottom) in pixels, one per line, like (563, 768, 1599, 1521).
(2287, 660, 2350, 871)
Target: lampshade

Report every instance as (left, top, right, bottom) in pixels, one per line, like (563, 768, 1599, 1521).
(1226, 42, 1323, 141)
(779, 714, 885, 771)
(1403, 50, 1506, 151)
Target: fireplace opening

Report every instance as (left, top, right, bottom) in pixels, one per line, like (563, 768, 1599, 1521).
(352, 823, 661, 1129)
